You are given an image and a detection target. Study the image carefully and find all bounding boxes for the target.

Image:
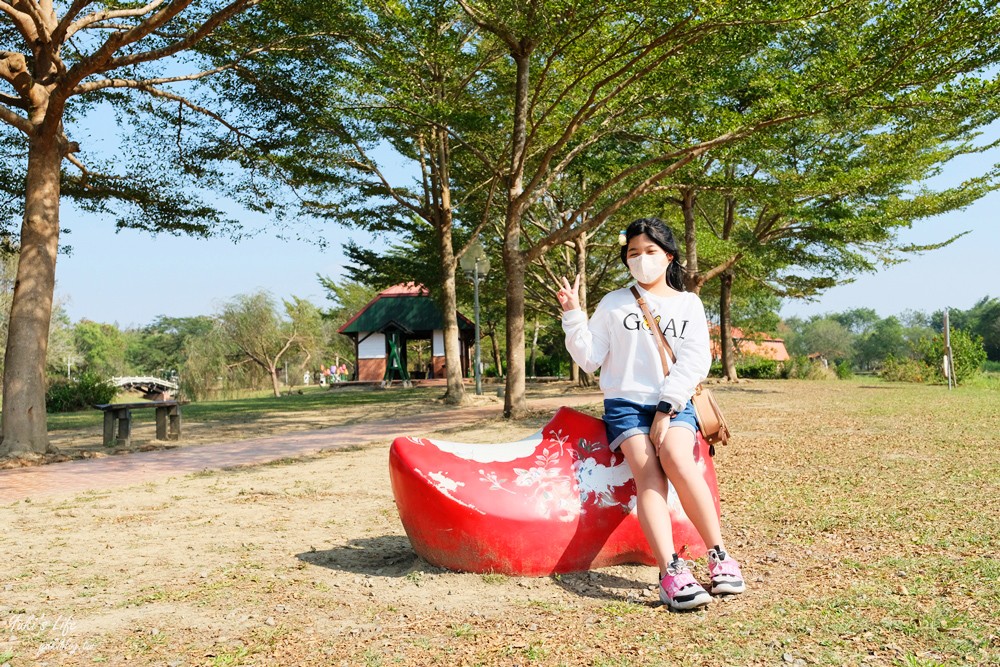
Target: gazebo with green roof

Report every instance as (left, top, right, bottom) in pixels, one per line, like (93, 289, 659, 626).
(338, 283, 476, 384)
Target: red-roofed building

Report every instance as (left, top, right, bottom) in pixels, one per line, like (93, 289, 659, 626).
(709, 325, 790, 362)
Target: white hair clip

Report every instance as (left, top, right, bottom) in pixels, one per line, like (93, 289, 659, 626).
(618, 230, 627, 246)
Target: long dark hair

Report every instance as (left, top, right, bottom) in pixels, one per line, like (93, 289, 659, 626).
(620, 217, 686, 291)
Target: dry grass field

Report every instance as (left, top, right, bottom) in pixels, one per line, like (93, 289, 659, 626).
(2, 379, 997, 666)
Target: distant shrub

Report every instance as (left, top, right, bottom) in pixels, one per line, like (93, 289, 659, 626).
(835, 361, 854, 380)
(779, 355, 808, 379)
(983, 360, 1000, 373)
(878, 356, 933, 383)
(529, 353, 563, 377)
(46, 371, 117, 412)
(736, 357, 779, 379)
(778, 355, 831, 380)
(915, 329, 987, 385)
(963, 371, 1000, 391)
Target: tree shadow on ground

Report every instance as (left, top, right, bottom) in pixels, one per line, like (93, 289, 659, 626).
(549, 568, 661, 607)
(296, 535, 421, 577)
(712, 386, 778, 394)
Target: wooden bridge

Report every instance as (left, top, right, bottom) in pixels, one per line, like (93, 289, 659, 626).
(111, 376, 179, 401)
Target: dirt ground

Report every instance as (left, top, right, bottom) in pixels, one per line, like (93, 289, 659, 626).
(19, 386, 516, 467)
(1, 380, 997, 666)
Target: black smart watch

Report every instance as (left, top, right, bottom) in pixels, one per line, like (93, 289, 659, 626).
(656, 401, 676, 416)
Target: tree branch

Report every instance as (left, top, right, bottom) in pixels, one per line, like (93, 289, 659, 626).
(455, 174, 501, 262)
(51, 0, 93, 43)
(347, 137, 426, 220)
(103, 0, 263, 71)
(522, 27, 708, 200)
(61, 0, 194, 93)
(526, 17, 685, 154)
(377, 104, 496, 170)
(525, 8, 612, 121)
(0, 91, 27, 108)
(89, 79, 246, 136)
(699, 254, 743, 284)
(0, 50, 35, 102)
(72, 64, 237, 95)
(524, 112, 814, 263)
(454, 0, 518, 50)
(65, 1, 165, 40)
(0, 103, 31, 134)
(10, 0, 52, 49)
(64, 152, 103, 188)
(0, 2, 37, 45)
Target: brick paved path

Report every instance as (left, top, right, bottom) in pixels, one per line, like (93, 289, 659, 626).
(0, 392, 602, 504)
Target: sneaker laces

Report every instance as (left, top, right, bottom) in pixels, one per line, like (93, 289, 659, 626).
(666, 558, 695, 576)
(661, 559, 700, 598)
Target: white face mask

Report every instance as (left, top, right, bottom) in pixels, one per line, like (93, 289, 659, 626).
(627, 253, 670, 284)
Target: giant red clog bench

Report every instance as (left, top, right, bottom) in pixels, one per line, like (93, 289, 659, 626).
(389, 406, 720, 576)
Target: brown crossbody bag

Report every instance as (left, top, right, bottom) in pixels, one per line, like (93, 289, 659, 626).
(630, 286, 731, 452)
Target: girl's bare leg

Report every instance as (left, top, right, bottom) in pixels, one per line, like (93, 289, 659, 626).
(619, 433, 676, 573)
(657, 427, 724, 551)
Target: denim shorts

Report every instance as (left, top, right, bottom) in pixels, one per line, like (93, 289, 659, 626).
(603, 398, 699, 451)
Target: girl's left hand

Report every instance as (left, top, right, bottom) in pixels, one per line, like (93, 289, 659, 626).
(649, 412, 670, 451)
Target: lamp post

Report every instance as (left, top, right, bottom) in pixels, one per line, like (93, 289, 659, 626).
(459, 240, 491, 395)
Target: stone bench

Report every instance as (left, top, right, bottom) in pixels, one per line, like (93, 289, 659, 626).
(94, 400, 184, 447)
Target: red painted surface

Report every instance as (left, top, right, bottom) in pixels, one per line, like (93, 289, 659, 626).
(389, 406, 720, 576)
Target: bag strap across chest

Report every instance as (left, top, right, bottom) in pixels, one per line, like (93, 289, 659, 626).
(630, 286, 677, 375)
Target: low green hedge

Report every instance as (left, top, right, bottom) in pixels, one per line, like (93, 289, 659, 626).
(46, 371, 117, 412)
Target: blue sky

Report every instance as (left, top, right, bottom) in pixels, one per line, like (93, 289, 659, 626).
(778, 124, 1000, 320)
(54, 123, 999, 328)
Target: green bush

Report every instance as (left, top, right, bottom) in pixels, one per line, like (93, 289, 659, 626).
(736, 357, 779, 379)
(878, 356, 933, 383)
(779, 355, 808, 379)
(915, 329, 987, 385)
(778, 355, 831, 380)
(835, 361, 854, 379)
(529, 353, 564, 377)
(983, 360, 1000, 373)
(46, 371, 118, 412)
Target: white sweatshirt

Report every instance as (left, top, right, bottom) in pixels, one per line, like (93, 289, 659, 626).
(562, 284, 711, 409)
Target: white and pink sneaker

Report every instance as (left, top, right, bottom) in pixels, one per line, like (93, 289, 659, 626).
(708, 548, 746, 595)
(659, 559, 712, 611)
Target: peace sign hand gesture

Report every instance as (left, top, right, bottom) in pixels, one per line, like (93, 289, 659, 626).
(556, 274, 581, 312)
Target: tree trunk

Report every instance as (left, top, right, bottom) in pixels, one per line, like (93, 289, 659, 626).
(488, 325, 503, 376)
(269, 363, 282, 397)
(681, 187, 703, 293)
(502, 51, 531, 419)
(720, 270, 738, 381)
(503, 247, 528, 417)
(436, 219, 465, 404)
(1, 135, 63, 457)
(433, 125, 465, 404)
(529, 316, 538, 377)
(575, 233, 594, 387)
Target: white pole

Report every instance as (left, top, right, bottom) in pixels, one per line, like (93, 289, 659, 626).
(943, 308, 954, 389)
